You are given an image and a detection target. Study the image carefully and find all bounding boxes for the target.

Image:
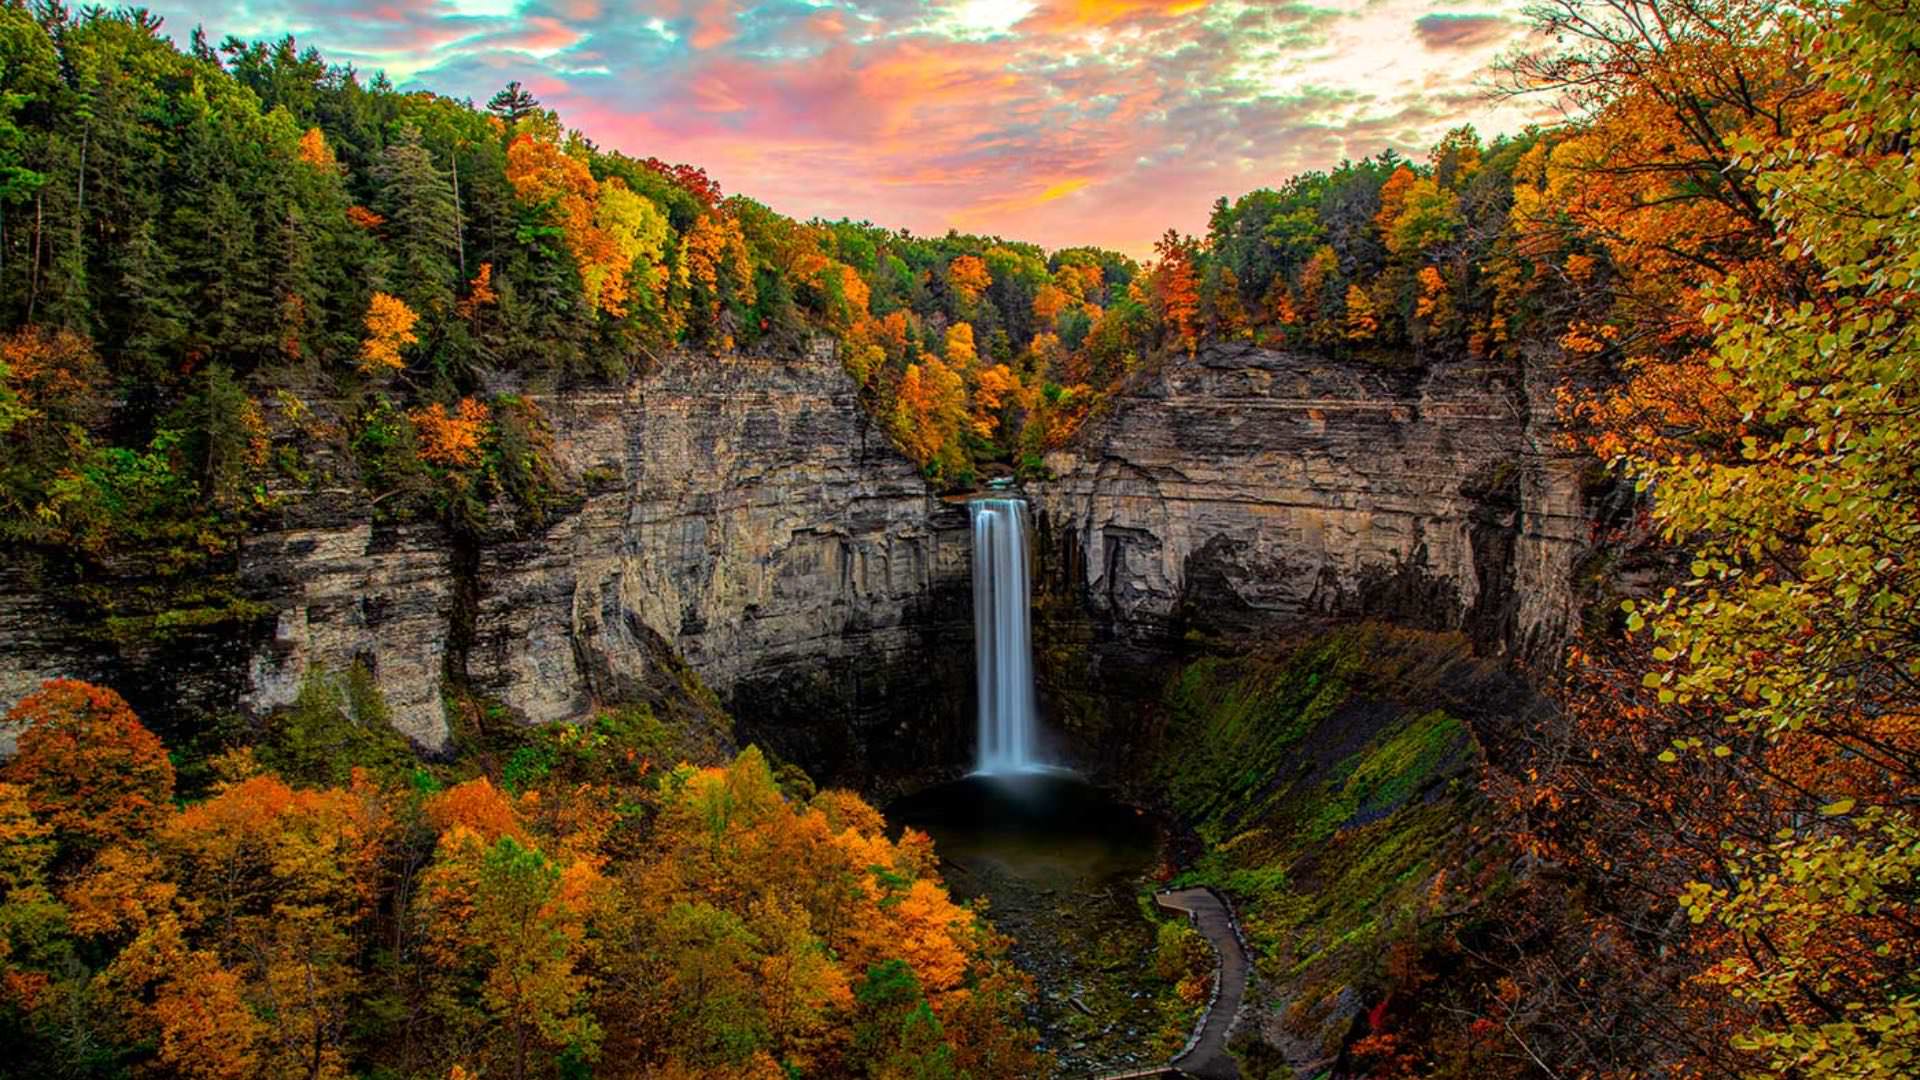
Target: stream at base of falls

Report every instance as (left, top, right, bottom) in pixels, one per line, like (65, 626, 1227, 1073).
(890, 773, 1174, 1077)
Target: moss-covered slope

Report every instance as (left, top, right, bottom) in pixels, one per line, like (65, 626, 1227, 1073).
(1153, 624, 1527, 1077)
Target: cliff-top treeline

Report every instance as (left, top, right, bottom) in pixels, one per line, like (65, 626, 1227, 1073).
(0, 0, 1150, 570)
(0, 0, 1619, 572)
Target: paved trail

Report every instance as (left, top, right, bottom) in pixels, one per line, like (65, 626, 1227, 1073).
(1103, 887, 1249, 1080)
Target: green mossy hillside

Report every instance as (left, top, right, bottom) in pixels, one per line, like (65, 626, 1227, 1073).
(1155, 624, 1523, 1074)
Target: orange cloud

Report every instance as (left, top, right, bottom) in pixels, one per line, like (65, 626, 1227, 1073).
(1021, 0, 1211, 31)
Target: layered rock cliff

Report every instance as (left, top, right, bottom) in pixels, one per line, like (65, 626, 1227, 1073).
(1, 339, 1591, 781)
(1029, 342, 1592, 766)
(1, 343, 975, 778)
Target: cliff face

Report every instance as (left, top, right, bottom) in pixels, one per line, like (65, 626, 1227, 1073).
(1029, 343, 1592, 767)
(1, 340, 1591, 781)
(454, 347, 975, 778)
(244, 342, 975, 776)
(0, 343, 975, 778)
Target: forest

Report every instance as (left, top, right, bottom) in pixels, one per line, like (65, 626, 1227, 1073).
(2, 0, 1918, 1077)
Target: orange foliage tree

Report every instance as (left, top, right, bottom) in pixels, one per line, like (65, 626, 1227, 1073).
(2, 680, 174, 856)
(947, 255, 990, 304)
(599, 749, 1039, 1078)
(889, 358, 968, 473)
(683, 210, 756, 345)
(1146, 230, 1200, 353)
(412, 398, 491, 468)
(506, 134, 671, 319)
(417, 828, 603, 1080)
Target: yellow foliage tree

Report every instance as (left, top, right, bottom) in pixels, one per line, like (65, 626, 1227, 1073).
(943, 322, 977, 369)
(1343, 284, 1378, 341)
(947, 255, 990, 303)
(296, 127, 338, 172)
(358, 293, 418, 373)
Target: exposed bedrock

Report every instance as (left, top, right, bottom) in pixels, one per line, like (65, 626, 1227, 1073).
(1028, 342, 1592, 773)
(0, 342, 975, 779)
(1, 340, 1592, 784)
(263, 342, 978, 777)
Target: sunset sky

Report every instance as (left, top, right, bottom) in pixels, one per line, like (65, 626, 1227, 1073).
(158, 0, 1555, 256)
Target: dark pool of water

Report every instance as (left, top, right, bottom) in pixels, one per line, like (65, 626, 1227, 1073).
(891, 772, 1160, 884)
(890, 773, 1172, 1076)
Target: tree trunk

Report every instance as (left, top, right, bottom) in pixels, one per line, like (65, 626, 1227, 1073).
(451, 151, 466, 279)
(27, 191, 41, 323)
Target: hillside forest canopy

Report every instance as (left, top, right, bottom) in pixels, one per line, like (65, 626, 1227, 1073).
(1, 0, 1918, 1078)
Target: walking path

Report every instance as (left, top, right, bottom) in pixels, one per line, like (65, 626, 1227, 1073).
(1097, 887, 1251, 1079)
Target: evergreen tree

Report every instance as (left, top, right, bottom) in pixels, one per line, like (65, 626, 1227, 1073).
(373, 124, 459, 315)
(486, 80, 537, 124)
(115, 216, 185, 381)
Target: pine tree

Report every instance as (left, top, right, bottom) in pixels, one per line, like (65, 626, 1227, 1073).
(116, 216, 186, 380)
(486, 81, 538, 125)
(373, 124, 459, 315)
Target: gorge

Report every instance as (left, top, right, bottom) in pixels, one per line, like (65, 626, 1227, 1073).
(4, 5, 1911, 1077)
(0, 334, 1593, 1074)
(1, 338, 1589, 783)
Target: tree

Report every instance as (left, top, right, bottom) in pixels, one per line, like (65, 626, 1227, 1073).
(374, 124, 461, 312)
(1495, 3, 1920, 1076)
(1373, 165, 1418, 237)
(890, 358, 967, 471)
(682, 210, 755, 344)
(424, 776, 524, 842)
(1031, 282, 1068, 324)
(589, 177, 671, 320)
(104, 915, 265, 1080)
(942, 322, 976, 369)
(1, 680, 174, 857)
(0, 781, 64, 1015)
(1383, 177, 1459, 257)
(1147, 230, 1199, 352)
(487, 81, 539, 125)
(1630, 6, 1920, 1070)
(851, 961, 955, 1080)
(970, 363, 1021, 439)
(358, 292, 418, 373)
(946, 255, 989, 305)
(412, 397, 490, 468)
(163, 772, 389, 1079)
(418, 833, 600, 1080)
(1342, 284, 1377, 342)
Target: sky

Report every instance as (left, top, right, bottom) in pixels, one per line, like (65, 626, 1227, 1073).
(156, 0, 1556, 257)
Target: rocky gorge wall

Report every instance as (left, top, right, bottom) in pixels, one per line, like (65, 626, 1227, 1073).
(0, 342, 976, 780)
(0, 339, 1592, 783)
(1028, 342, 1593, 770)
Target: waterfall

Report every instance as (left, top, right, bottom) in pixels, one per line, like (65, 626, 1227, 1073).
(972, 497, 1042, 774)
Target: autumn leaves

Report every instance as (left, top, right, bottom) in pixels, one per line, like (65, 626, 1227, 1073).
(0, 681, 1040, 1079)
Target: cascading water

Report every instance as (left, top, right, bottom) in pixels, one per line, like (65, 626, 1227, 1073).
(971, 497, 1044, 774)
